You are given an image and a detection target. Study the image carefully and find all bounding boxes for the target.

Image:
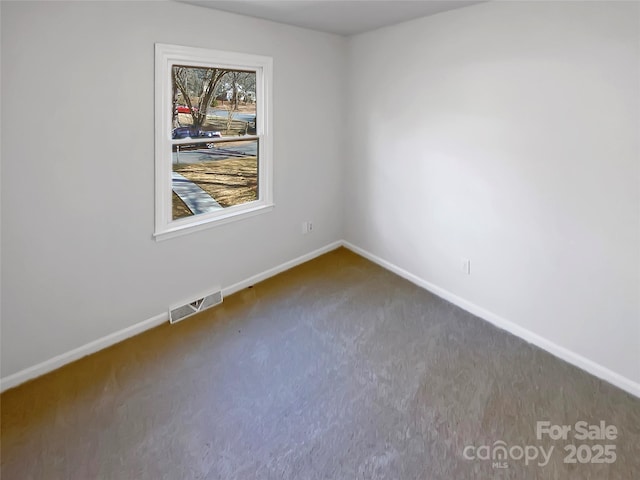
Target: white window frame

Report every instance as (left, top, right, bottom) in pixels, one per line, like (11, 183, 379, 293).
(154, 43, 273, 240)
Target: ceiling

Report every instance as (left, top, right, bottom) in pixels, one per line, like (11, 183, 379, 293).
(176, 1, 486, 36)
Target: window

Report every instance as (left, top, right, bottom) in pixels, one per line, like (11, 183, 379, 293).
(154, 44, 273, 239)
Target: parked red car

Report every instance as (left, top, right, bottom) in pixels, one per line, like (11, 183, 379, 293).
(175, 105, 198, 114)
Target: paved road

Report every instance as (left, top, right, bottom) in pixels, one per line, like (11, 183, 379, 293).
(172, 141, 257, 164)
(207, 109, 255, 123)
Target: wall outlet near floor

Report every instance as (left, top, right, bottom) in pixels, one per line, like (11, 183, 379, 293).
(461, 258, 471, 275)
(302, 221, 314, 234)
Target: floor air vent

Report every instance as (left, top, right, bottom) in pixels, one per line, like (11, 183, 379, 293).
(169, 289, 223, 324)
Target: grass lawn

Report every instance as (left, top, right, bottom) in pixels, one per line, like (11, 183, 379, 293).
(172, 192, 193, 219)
(172, 157, 258, 219)
(177, 112, 253, 136)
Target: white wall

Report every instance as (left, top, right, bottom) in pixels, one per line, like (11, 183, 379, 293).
(346, 1, 640, 384)
(1, 1, 346, 378)
(2, 0, 639, 393)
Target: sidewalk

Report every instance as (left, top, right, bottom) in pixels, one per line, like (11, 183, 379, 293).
(172, 172, 223, 215)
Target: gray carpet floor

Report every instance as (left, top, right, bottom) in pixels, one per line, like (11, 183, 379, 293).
(2, 248, 639, 479)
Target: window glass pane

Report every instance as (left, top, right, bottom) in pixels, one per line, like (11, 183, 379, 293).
(170, 66, 258, 220)
(172, 139, 259, 220)
(172, 66, 257, 138)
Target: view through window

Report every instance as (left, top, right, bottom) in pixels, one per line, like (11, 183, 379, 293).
(171, 66, 258, 219)
(155, 44, 273, 239)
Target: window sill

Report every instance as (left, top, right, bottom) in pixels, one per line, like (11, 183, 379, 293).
(154, 203, 274, 241)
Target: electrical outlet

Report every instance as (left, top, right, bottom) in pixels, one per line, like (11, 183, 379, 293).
(301, 221, 314, 234)
(461, 258, 471, 275)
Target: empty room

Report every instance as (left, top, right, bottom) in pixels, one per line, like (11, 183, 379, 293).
(1, 0, 639, 478)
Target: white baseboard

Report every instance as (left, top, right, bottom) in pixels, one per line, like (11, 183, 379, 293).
(0, 312, 169, 393)
(5, 239, 637, 399)
(342, 241, 640, 399)
(222, 241, 343, 297)
(0, 241, 343, 393)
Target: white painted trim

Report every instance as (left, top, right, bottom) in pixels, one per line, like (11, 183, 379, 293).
(0, 312, 168, 393)
(342, 241, 640, 399)
(154, 204, 275, 241)
(223, 241, 343, 297)
(0, 241, 342, 393)
(154, 44, 274, 240)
